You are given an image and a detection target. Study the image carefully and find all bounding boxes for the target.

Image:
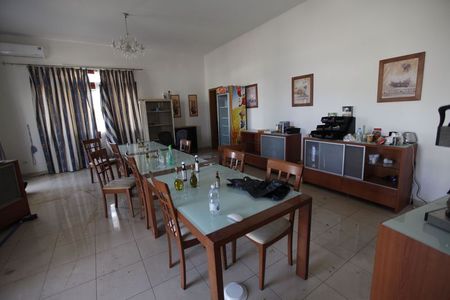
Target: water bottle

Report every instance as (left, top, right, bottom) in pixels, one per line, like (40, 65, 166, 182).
(356, 128, 363, 142)
(167, 145, 174, 165)
(209, 184, 220, 215)
(181, 162, 187, 181)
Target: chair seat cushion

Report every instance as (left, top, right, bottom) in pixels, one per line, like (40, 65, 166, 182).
(104, 177, 136, 190)
(246, 218, 290, 244)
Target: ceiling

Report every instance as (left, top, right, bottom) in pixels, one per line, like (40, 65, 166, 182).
(0, 0, 306, 53)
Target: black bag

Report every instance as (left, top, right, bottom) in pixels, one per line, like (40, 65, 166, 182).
(227, 177, 291, 201)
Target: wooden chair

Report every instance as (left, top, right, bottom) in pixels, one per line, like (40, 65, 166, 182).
(126, 156, 146, 219)
(179, 139, 192, 154)
(218, 144, 244, 166)
(83, 137, 117, 183)
(110, 143, 130, 178)
(234, 158, 304, 290)
(140, 172, 161, 238)
(90, 148, 136, 218)
(221, 148, 245, 172)
(151, 177, 228, 289)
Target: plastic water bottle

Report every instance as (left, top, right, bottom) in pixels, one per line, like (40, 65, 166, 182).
(209, 184, 220, 215)
(167, 145, 174, 166)
(356, 128, 363, 142)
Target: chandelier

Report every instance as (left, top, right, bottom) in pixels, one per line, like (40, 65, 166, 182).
(112, 13, 145, 58)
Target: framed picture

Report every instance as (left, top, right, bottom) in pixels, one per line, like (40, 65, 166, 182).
(292, 74, 314, 107)
(377, 52, 425, 102)
(245, 84, 258, 108)
(188, 94, 198, 117)
(171, 94, 181, 118)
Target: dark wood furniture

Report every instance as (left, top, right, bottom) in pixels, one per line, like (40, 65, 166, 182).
(83, 138, 118, 183)
(238, 159, 304, 290)
(110, 143, 130, 178)
(371, 197, 450, 299)
(0, 160, 31, 230)
(240, 131, 301, 169)
(175, 126, 198, 153)
(303, 137, 415, 212)
(90, 149, 136, 218)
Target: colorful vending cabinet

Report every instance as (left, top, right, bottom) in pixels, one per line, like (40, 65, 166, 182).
(216, 86, 247, 145)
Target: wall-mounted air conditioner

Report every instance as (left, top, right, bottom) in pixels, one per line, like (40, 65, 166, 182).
(0, 42, 45, 58)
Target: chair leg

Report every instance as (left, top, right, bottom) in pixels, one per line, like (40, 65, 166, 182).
(126, 190, 135, 217)
(180, 249, 187, 289)
(232, 240, 237, 264)
(167, 236, 174, 268)
(103, 194, 108, 218)
(90, 167, 94, 183)
(114, 194, 118, 208)
(258, 245, 267, 290)
(288, 230, 293, 266)
(221, 245, 228, 270)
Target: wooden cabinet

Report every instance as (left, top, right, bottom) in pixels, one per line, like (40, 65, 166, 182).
(303, 137, 415, 212)
(240, 131, 301, 169)
(140, 99, 175, 142)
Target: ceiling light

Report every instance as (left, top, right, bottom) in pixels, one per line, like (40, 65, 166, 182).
(112, 13, 145, 58)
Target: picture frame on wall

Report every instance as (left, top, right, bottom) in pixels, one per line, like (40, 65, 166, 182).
(171, 94, 181, 118)
(188, 94, 198, 117)
(245, 83, 258, 108)
(377, 52, 425, 103)
(292, 73, 314, 107)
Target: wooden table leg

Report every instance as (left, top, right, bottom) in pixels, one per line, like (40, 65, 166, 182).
(296, 202, 311, 279)
(206, 241, 224, 300)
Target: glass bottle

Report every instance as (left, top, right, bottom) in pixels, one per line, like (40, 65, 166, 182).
(215, 171, 220, 189)
(190, 170, 198, 188)
(194, 155, 200, 172)
(209, 184, 220, 215)
(167, 145, 174, 166)
(181, 162, 187, 181)
(174, 168, 184, 191)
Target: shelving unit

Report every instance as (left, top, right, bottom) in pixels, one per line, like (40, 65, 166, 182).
(140, 99, 175, 142)
(303, 137, 416, 212)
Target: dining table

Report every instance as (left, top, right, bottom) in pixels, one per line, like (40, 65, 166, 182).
(154, 164, 312, 300)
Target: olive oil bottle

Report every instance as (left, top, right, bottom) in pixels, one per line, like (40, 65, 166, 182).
(174, 168, 184, 191)
(190, 170, 198, 188)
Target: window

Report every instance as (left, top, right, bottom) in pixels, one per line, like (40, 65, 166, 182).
(87, 70, 106, 133)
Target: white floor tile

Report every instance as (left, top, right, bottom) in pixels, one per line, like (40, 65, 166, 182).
(96, 241, 141, 276)
(0, 271, 46, 300)
(153, 269, 210, 300)
(326, 262, 372, 300)
(44, 279, 96, 300)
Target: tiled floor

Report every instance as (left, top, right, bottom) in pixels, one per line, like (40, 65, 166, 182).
(0, 155, 409, 300)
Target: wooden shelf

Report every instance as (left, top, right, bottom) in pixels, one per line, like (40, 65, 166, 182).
(364, 176, 398, 189)
(366, 162, 399, 171)
(148, 110, 171, 113)
(148, 123, 172, 127)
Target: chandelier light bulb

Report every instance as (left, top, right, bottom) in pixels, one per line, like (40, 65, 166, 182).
(112, 13, 145, 58)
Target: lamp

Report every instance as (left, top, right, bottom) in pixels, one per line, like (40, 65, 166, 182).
(112, 13, 145, 58)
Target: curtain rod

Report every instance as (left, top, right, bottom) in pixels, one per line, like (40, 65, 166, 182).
(1, 61, 143, 71)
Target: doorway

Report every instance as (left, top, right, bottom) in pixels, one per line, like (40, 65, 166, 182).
(209, 87, 219, 149)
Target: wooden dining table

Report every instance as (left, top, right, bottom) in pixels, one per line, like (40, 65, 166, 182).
(155, 164, 312, 300)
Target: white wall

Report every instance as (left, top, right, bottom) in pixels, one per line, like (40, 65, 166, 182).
(204, 0, 450, 201)
(0, 34, 206, 175)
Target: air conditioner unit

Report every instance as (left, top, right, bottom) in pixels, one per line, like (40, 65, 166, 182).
(0, 42, 45, 58)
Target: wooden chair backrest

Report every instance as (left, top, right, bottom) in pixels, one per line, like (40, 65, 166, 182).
(222, 148, 245, 172)
(127, 156, 145, 203)
(265, 159, 303, 192)
(218, 144, 244, 165)
(110, 142, 128, 177)
(152, 177, 182, 244)
(82, 138, 102, 162)
(179, 139, 192, 154)
(90, 148, 115, 187)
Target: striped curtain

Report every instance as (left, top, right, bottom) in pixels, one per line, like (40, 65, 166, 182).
(28, 66, 97, 174)
(100, 70, 141, 144)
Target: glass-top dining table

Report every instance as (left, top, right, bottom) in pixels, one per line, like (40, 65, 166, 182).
(119, 141, 204, 176)
(155, 164, 312, 300)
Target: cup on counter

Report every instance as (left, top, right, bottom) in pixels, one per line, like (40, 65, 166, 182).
(366, 134, 374, 143)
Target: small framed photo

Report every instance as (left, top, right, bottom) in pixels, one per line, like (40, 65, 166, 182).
(292, 74, 314, 107)
(377, 52, 425, 102)
(171, 94, 181, 118)
(245, 84, 258, 108)
(188, 94, 198, 117)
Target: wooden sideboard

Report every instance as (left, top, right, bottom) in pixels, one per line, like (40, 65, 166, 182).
(238, 130, 301, 169)
(303, 137, 416, 212)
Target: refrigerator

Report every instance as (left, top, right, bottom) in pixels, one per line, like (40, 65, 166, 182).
(216, 86, 247, 146)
